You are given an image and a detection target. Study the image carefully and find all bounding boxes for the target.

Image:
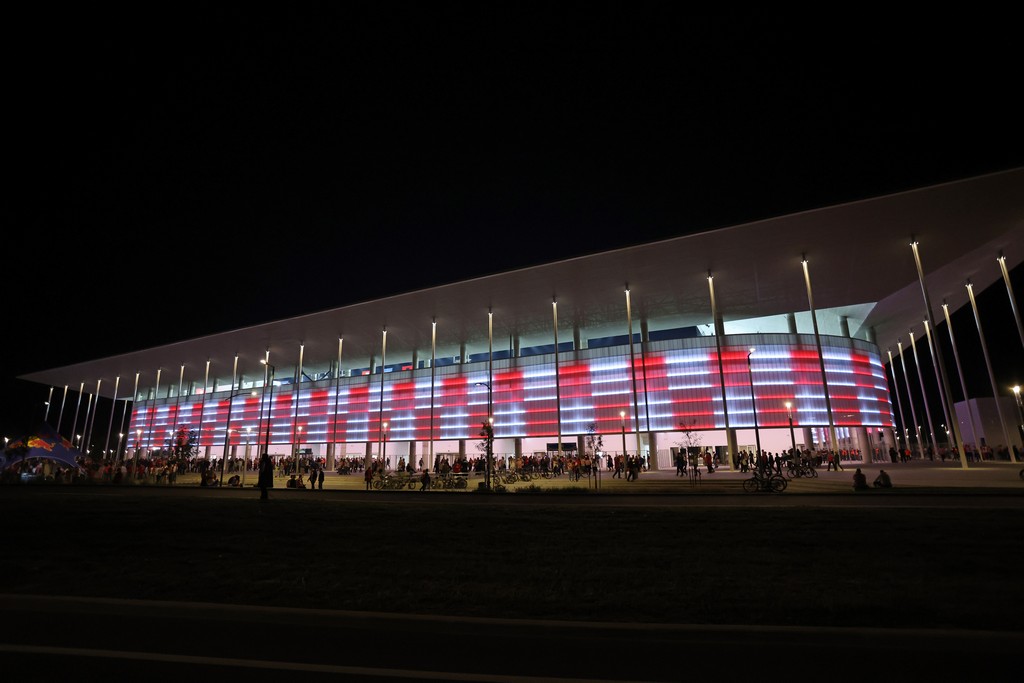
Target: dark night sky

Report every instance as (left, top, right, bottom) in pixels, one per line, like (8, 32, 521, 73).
(4, 6, 1022, 444)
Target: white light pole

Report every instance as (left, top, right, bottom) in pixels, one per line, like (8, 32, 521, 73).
(747, 348, 761, 465)
(619, 411, 627, 474)
(785, 401, 797, 456)
(260, 359, 276, 461)
(476, 381, 493, 491)
(133, 428, 142, 481)
(243, 425, 253, 487)
(378, 419, 389, 466)
(1012, 386, 1023, 455)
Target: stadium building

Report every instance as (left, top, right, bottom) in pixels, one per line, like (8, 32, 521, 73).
(21, 170, 1024, 472)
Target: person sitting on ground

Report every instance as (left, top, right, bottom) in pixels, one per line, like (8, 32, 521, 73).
(297, 474, 306, 489)
(852, 467, 869, 491)
(873, 469, 893, 489)
(227, 474, 241, 487)
(287, 474, 298, 488)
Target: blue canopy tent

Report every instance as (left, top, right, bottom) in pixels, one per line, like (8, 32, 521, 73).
(0, 422, 86, 472)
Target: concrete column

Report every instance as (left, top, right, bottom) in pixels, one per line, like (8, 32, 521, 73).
(573, 323, 581, 353)
(786, 313, 798, 334)
(368, 355, 376, 375)
(411, 351, 418, 370)
(726, 429, 738, 468)
(364, 441, 373, 470)
(410, 440, 420, 469)
(577, 434, 586, 455)
(840, 315, 851, 338)
(648, 431, 659, 470)
(204, 445, 212, 460)
(866, 326, 877, 344)
(802, 427, 814, 452)
(459, 439, 466, 459)
(326, 442, 335, 470)
(514, 437, 523, 458)
(855, 427, 871, 463)
(513, 335, 520, 357)
(460, 342, 466, 364)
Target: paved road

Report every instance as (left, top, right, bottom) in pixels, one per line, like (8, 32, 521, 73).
(2, 594, 1020, 682)
(29, 456, 1024, 492)
(15, 458, 1023, 507)
(3, 461, 1022, 680)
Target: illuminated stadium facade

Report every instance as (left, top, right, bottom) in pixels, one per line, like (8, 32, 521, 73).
(22, 170, 1024, 470)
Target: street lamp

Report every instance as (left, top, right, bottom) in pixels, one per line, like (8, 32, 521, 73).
(133, 428, 142, 480)
(221, 388, 256, 486)
(475, 381, 493, 492)
(296, 425, 304, 475)
(116, 432, 124, 465)
(380, 421, 389, 469)
(785, 401, 797, 457)
(620, 410, 627, 475)
(242, 426, 253, 487)
(260, 360, 276, 460)
(1012, 386, 1024, 452)
(747, 348, 762, 469)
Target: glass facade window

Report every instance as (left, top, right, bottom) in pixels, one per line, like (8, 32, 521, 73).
(128, 334, 893, 449)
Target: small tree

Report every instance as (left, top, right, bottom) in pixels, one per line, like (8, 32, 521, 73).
(171, 427, 199, 465)
(677, 419, 703, 466)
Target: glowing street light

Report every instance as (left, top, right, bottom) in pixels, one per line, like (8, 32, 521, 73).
(785, 401, 797, 457)
(242, 426, 253, 487)
(380, 421, 389, 468)
(1012, 386, 1024, 451)
(620, 410, 627, 475)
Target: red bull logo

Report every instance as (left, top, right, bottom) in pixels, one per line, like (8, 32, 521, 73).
(27, 437, 55, 451)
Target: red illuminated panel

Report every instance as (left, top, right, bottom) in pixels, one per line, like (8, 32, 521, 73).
(129, 337, 894, 446)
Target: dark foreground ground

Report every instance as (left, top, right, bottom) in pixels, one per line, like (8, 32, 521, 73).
(3, 483, 1023, 631)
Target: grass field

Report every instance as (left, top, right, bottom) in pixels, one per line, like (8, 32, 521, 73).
(3, 485, 1022, 632)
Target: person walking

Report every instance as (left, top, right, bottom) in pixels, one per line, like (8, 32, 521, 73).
(257, 453, 274, 500)
(317, 467, 325, 490)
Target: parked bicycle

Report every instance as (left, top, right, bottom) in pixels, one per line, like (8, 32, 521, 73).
(786, 461, 818, 479)
(432, 473, 468, 490)
(743, 468, 788, 493)
(372, 472, 418, 490)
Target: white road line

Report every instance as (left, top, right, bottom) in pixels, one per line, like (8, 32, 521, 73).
(0, 643, 649, 683)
